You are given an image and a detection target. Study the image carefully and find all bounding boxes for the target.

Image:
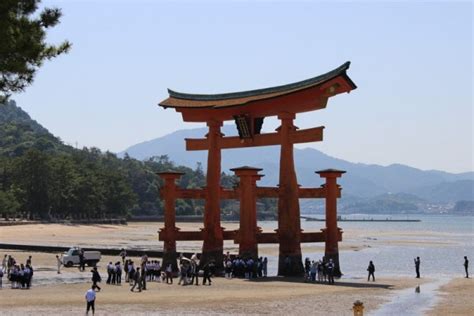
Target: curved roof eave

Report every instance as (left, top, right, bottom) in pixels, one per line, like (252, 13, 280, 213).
(166, 61, 356, 102)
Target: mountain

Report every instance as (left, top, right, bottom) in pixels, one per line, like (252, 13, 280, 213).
(1, 100, 230, 220)
(0, 100, 49, 135)
(0, 100, 69, 156)
(120, 126, 474, 203)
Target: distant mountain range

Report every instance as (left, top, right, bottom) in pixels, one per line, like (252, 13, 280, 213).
(2, 100, 471, 215)
(120, 125, 474, 208)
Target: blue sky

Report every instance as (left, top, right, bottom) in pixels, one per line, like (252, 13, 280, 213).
(12, 1, 473, 173)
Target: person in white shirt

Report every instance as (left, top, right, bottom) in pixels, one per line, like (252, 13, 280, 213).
(85, 285, 97, 315)
(2, 254, 7, 272)
(106, 262, 114, 284)
(56, 255, 62, 274)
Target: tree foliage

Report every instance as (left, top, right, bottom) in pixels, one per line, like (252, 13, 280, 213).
(0, 100, 277, 221)
(0, 146, 250, 220)
(0, 0, 71, 100)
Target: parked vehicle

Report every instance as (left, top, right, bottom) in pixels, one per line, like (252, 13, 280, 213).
(62, 247, 101, 267)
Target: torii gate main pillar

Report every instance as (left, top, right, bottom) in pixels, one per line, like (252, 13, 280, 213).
(201, 120, 224, 268)
(157, 171, 183, 272)
(317, 169, 345, 277)
(277, 112, 304, 276)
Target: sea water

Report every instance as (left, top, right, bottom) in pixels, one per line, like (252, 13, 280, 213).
(259, 214, 473, 315)
(259, 214, 474, 278)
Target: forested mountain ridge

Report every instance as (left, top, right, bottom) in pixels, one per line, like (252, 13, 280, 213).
(0, 100, 68, 157)
(0, 101, 259, 221)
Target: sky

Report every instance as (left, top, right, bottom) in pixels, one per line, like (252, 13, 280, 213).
(11, 0, 473, 173)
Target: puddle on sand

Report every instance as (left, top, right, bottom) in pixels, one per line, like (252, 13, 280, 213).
(369, 278, 450, 316)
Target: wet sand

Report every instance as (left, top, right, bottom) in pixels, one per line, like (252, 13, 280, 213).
(427, 278, 474, 316)
(0, 222, 449, 255)
(0, 259, 419, 316)
(0, 222, 470, 315)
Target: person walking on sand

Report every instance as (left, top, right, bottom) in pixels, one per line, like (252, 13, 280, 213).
(2, 254, 8, 272)
(202, 261, 214, 286)
(85, 285, 97, 315)
(26, 256, 32, 266)
(116, 262, 122, 285)
(106, 262, 113, 284)
(91, 267, 102, 291)
(190, 259, 199, 285)
(128, 261, 135, 285)
(414, 257, 421, 278)
(79, 249, 85, 272)
(140, 262, 147, 290)
(327, 259, 335, 284)
(464, 256, 469, 278)
(367, 261, 375, 282)
(263, 257, 268, 277)
(119, 248, 127, 265)
(130, 267, 142, 292)
(0, 266, 4, 288)
(165, 263, 173, 284)
(178, 262, 188, 286)
(56, 255, 62, 274)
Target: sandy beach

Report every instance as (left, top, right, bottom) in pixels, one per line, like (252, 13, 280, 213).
(427, 278, 473, 316)
(0, 221, 454, 255)
(0, 251, 420, 316)
(1, 222, 472, 315)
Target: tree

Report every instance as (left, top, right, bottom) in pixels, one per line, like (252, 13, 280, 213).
(0, 189, 20, 219)
(14, 149, 52, 219)
(0, 0, 71, 100)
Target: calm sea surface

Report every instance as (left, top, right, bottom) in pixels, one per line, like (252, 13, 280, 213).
(258, 214, 474, 278)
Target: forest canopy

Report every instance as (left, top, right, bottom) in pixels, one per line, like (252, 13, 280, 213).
(0, 100, 277, 221)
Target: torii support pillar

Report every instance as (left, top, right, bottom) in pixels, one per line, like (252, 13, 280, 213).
(231, 166, 263, 260)
(157, 171, 183, 272)
(317, 169, 345, 277)
(277, 112, 304, 276)
(201, 120, 224, 269)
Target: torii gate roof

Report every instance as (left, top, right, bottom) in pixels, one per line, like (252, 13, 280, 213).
(159, 61, 356, 122)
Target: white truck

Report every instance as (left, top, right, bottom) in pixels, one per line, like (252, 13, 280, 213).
(62, 247, 101, 267)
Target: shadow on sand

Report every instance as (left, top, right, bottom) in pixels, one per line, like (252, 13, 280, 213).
(247, 276, 395, 289)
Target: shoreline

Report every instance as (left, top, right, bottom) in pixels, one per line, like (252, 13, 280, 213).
(426, 277, 473, 316)
(0, 271, 421, 315)
(0, 220, 471, 314)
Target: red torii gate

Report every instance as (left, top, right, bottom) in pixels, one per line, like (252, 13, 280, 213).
(158, 62, 356, 276)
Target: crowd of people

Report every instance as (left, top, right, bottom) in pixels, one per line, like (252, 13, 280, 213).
(303, 257, 336, 284)
(86, 252, 218, 293)
(223, 255, 268, 279)
(1, 251, 470, 293)
(0, 250, 469, 316)
(1, 254, 34, 289)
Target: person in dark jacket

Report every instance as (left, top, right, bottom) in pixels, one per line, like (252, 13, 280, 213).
(130, 267, 142, 292)
(190, 260, 199, 285)
(464, 256, 469, 278)
(414, 257, 421, 278)
(367, 261, 375, 281)
(326, 259, 335, 284)
(79, 249, 85, 272)
(202, 261, 215, 285)
(91, 267, 101, 291)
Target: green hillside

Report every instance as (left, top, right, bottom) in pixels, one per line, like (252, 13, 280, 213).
(0, 100, 247, 221)
(0, 100, 69, 157)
